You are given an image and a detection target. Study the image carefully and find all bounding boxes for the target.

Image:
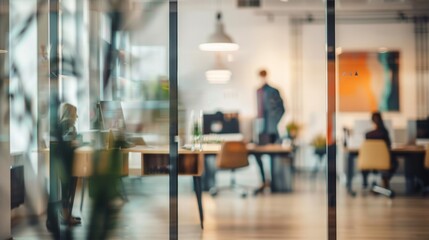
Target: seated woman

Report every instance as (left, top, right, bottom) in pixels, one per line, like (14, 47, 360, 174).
(362, 112, 398, 189)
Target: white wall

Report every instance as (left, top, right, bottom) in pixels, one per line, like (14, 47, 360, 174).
(300, 22, 417, 170)
(178, 0, 292, 141)
(336, 23, 416, 132)
(131, 1, 419, 169)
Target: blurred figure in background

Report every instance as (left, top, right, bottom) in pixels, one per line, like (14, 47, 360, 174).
(254, 69, 285, 194)
(363, 112, 398, 189)
(58, 103, 81, 226)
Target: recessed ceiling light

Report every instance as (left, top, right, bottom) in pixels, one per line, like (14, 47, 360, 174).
(280, 0, 289, 2)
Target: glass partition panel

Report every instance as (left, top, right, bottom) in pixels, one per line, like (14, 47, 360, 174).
(0, 0, 10, 238)
(336, 1, 429, 239)
(9, 0, 173, 239)
(178, 0, 328, 239)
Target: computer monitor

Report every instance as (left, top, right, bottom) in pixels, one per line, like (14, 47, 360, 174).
(203, 111, 240, 134)
(98, 101, 126, 130)
(408, 117, 429, 144)
(416, 118, 429, 139)
(349, 119, 393, 148)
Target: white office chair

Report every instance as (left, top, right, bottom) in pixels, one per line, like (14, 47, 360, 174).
(209, 141, 250, 198)
(357, 140, 394, 198)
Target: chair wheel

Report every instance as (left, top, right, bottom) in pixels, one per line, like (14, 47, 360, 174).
(348, 190, 356, 197)
(209, 188, 218, 197)
(240, 192, 248, 198)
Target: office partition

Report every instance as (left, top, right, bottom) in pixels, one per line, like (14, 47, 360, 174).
(4, 0, 429, 239)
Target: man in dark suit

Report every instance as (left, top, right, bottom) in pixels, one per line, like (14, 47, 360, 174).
(254, 69, 285, 194)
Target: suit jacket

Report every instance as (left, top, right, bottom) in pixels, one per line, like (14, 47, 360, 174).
(257, 84, 285, 135)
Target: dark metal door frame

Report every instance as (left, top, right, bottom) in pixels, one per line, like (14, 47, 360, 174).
(169, 0, 179, 239)
(168, 0, 337, 239)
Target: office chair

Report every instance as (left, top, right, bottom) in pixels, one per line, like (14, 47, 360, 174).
(209, 141, 250, 198)
(357, 140, 394, 198)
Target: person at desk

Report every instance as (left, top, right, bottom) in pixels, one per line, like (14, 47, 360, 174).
(58, 103, 81, 225)
(362, 112, 398, 189)
(254, 69, 285, 194)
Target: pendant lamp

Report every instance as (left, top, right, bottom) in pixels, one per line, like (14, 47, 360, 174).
(205, 53, 231, 84)
(199, 12, 239, 52)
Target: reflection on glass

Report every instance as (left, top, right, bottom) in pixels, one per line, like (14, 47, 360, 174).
(6, 0, 172, 239)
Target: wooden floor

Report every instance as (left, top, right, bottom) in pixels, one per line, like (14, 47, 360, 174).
(12, 173, 429, 239)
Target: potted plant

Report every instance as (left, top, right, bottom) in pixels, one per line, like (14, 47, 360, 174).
(311, 134, 326, 157)
(286, 121, 300, 140)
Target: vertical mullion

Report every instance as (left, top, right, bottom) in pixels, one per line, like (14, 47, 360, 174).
(169, 0, 178, 239)
(0, 0, 11, 238)
(326, 0, 336, 239)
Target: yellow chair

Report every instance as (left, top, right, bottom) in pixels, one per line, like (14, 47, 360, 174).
(209, 141, 250, 198)
(357, 140, 394, 198)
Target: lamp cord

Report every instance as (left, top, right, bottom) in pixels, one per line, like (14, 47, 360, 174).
(216, 0, 222, 20)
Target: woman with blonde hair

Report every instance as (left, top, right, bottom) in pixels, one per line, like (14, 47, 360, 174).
(59, 103, 78, 142)
(58, 103, 81, 225)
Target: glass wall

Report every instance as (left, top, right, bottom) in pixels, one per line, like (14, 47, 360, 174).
(336, 1, 429, 239)
(4, 0, 429, 240)
(9, 0, 173, 239)
(177, 0, 327, 239)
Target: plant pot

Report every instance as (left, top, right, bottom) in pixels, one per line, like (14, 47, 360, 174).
(314, 148, 326, 157)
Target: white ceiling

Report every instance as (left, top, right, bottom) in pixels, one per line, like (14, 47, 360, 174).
(244, 0, 429, 20)
(259, 0, 429, 13)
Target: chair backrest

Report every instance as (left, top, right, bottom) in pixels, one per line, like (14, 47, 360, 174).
(357, 140, 390, 171)
(425, 144, 429, 169)
(216, 141, 249, 170)
(73, 146, 94, 177)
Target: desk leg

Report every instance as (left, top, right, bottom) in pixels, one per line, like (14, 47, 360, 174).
(193, 176, 204, 229)
(346, 153, 356, 197)
(202, 155, 216, 191)
(404, 155, 423, 195)
(269, 154, 276, 192)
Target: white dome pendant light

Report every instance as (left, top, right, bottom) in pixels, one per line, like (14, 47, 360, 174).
(205, 53, 232, 84)
(199, 11, 239, 52)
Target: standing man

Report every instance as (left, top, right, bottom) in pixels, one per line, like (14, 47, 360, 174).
(254, 69, 285, 194)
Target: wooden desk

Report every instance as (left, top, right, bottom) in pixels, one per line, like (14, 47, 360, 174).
(122, 144, 293, 177)
(45, 144, 292, 229)
(121, 144, 290, 229)
(122, 146, 208, 229)
(344, 145, 426, 196)
(200, 144, 293, 193)
(122, 146, 207, 175)
(247, 144, 294, 193)
(247, 143, 292, 154)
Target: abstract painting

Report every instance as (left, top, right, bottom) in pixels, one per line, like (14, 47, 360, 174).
(338, 51, 400, 112)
